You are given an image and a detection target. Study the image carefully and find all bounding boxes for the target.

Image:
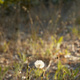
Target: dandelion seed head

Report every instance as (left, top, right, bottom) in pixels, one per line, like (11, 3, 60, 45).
(34, 60, 45, 69)
(22, 76, 26, 79)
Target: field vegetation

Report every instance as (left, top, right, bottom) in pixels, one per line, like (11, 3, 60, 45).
(0, 0, 80, 80)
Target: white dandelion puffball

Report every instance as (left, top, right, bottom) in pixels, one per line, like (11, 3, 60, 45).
(64, 54, 71, 58)
(34, 60, 45, 69)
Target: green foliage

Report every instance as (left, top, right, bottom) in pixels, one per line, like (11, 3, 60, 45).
(0, 0, 4, 4)
(18, 52, 27, 62)
(0, 41, 9, 53)
(72, 27, 80, 38)
(1, 0, 40, 7)
(54, 60, 79, 80)
(56, 36, 63, 50)
(0, 66, 8, 80)
(13, 62, 23, 77)
(0, 0, 75, 8)
(34, 68, 43, 77)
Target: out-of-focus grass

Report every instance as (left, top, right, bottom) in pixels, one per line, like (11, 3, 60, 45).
(72, 26, 80, 38)
(0, 35, 79, 80)
(54, 60, 79, 80)
(0, 2, 80, 80)
(0, 66, 8, 80)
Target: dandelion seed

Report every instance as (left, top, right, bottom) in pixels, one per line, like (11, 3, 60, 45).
(22, 76, 26, 79)
(34, 60, 45, 69)
(64, 54, 71, 58)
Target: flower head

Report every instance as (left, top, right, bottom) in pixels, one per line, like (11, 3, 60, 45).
(34, 60, 45, 69)
(64, 54, 71, 58)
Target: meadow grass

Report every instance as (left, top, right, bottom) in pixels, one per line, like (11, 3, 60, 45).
(0, 2, 80, 80)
